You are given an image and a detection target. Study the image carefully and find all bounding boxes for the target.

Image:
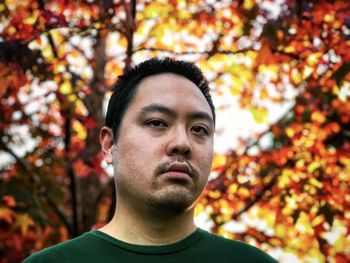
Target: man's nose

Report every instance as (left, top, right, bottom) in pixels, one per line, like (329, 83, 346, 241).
(166, 127, 192, 158)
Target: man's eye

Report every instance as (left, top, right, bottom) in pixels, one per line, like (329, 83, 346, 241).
(147, 119, 167, 128)
(192, 125, 209, 136)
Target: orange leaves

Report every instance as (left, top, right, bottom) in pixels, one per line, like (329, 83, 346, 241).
(73, 154, 105, 179)
(3, 196, 16, 208)
(73, 159, 91, 178)
(0, 62, 27, 96)
(0, 0, 349, 262)
(254, 41, 292, 70)
(255, 41, 273, 67)
(0, 207, 14, 224)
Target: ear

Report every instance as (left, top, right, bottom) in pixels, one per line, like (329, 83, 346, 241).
(100, 126, 114, 164)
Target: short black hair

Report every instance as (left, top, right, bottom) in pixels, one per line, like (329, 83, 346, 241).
(105, 57, 216, 139)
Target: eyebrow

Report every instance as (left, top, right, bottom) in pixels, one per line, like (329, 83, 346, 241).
(140, 103, 214, 126)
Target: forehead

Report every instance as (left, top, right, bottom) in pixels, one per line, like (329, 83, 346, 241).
(129, 73, 213, 117)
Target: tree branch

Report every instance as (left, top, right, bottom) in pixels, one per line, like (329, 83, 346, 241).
(134, 47, 254, 56)
(0, 137, 32, 175)
(45, 194, 73, 235)
(123, 0, 136, 72)
(232, 169, 279, 221)
(0, 133, 71, 233)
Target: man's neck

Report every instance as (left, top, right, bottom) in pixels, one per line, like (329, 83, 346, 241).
(99, 200, 197, 245)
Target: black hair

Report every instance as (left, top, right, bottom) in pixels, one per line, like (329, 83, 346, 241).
(105, 57, 216, 139)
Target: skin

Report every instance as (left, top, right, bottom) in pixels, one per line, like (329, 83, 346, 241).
(99, 73, 214, 245)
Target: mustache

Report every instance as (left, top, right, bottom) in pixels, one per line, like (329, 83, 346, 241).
(155, 156, 199, 179)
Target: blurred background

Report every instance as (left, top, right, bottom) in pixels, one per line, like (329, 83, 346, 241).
(0, 0, 349, 262)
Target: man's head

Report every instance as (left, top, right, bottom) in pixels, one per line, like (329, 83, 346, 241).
(105, 57, 215, 140)
(100, 57, 215, 216)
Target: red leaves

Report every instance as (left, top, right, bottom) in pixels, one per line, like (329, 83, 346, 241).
(73, 159, 90, 178)
(73, 153, 105, 179)
(2, 14, 40, 41)
(0, 0, 349, 262)
(41, 10, 68, 28)
(1, 9, 68, 42)
(0, 62, 27, 96)
(76, 116, 97, 129)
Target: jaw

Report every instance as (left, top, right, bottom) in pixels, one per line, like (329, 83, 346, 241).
(143, 183, 203, 217)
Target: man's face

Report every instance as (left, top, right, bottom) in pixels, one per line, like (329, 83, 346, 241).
(104, 73, 214, 214)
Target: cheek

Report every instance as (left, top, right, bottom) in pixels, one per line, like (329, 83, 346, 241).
(199, 144, 214, 171)
(115, 132, 158, 173)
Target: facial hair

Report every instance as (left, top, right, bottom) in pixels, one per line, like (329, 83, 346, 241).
(146, 156, 201, 217)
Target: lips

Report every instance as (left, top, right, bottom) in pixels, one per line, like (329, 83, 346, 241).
(162, 162, 193, 180)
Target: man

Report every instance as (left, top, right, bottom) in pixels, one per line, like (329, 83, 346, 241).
(24, 58, 277, 262)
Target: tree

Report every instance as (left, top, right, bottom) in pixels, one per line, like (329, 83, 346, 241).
(0, 0, 349, 262)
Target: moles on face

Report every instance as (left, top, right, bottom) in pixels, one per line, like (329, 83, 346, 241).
(110, 73, 214, 215)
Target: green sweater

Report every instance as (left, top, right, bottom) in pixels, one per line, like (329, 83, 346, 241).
(23, 228, 278, 262)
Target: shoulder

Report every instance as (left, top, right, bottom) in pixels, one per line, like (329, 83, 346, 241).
(198, 229, 278, 263)
(23, 232, 95, 263)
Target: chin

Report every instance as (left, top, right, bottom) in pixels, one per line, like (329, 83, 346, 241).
(146, 188, 197, 216)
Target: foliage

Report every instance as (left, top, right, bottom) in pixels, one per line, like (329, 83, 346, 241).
(0, 0, 349, 262)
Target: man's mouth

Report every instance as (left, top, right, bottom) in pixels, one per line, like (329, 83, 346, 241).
(162, 162, 193, 180)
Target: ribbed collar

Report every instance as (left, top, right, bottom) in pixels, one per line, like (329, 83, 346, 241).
(90, 228, 206, 255)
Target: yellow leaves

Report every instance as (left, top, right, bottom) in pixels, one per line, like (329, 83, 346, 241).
(324, 14, 335, 23)
(275, 224, 287, 238)
(302, 66, 313, 79)
(306, 52, 323, 66)
(278, 172, 291, 188)
(295, 212, 314, 235)
(24, 16, 37, 25)
(321, 219, 348, 254)
(73, 120, 87, 140)
(208, 190, 221, 199)
(259, 87, 268, 100)
(144, 2, 174, 19)
(178, 9, 191, 20)
(59, 80, 72, 94)
(339, 157, 350, 169)
(249, 106, 268, 124)
(258, 64, 279, 81)
(332, 234, 350, 254)
(286, 127, 294, 138)
(290, 68, 302, 84)
(243, 0, 255, 10)
(194, 203, 205, 217)
(269, 238, 283, 247)
(219, 199, 233, 216)
(307, 161, 323, 174)
(7, 25, 16, 34)
(105, 60, 123, 86)
(227, 184, 238, 194)
(256, 207, 276, 227)
(211, 154, 226, 171)
(50, 29, 64, 46)
(237, 187, 250, 197)
(208, 54, 230, 70)
(14, 213, 35, 235)
(311, 215, 324, 227)
(309, 178, 323, 188)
